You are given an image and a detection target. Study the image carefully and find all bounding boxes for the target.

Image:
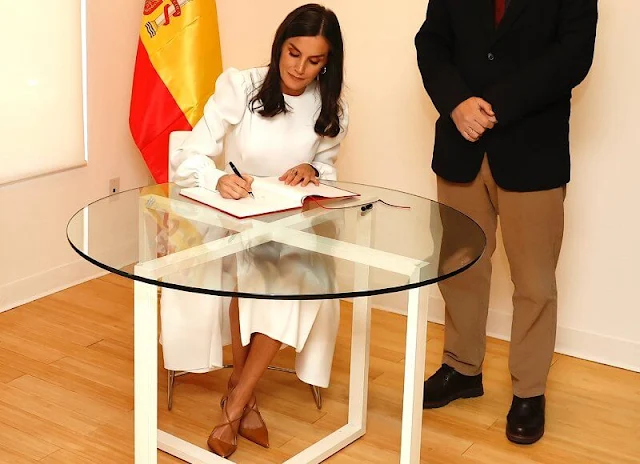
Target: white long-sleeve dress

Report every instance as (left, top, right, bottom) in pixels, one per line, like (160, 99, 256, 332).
(160, 67, 348, 388)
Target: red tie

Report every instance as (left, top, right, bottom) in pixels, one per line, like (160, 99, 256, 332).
(495, 0, 506, 25)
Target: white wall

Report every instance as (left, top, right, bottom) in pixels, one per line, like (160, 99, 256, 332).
(216, 0, 640, 371)
(0, 0, 150, 311)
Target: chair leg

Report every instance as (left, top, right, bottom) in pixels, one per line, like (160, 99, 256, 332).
(167, 370, 176, 411)
(310, 384, 322, 410)
(266, 366, 323, 409)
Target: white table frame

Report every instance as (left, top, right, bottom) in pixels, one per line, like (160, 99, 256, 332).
(134, 194, 430, 464)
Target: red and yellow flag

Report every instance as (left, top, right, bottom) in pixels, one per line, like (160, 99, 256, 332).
(130, 0, 223, 183)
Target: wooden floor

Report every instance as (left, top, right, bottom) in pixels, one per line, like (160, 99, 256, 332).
(0, 275, 639, 463)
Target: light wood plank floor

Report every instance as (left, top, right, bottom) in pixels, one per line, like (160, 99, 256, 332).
(0, 275, 638, 463)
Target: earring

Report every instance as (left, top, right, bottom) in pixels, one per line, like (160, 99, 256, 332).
(320, 66, 327, 75)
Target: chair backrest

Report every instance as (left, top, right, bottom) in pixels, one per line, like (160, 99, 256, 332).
(168, 131, 191, 182)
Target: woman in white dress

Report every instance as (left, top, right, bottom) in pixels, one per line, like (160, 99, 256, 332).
(167, 4, 348, 457)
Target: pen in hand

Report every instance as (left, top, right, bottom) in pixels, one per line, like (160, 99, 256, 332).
(228, 161, 254, 198)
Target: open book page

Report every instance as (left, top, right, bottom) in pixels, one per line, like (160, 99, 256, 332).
(254, 177, 358, 202)
(179, 177, 358, 219)
(179, 185, 301, 219)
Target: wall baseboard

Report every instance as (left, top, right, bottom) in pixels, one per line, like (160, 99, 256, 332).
(359, 294, 640, 374)
(0, 259, 108, 314)
(1, 239, 136, 314)
(336, 267, 640, 373)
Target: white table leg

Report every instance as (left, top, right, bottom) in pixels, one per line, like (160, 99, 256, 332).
(399, 278, 428, 463)
(349, 207, 373, 430)
(134, 275, 158, 463)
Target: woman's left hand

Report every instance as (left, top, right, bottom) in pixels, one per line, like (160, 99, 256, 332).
(279, 164, 319, 186)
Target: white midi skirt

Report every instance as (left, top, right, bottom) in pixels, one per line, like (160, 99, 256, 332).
(159, 240, 340, 388)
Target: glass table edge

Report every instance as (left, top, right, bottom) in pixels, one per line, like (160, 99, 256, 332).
(66, 182, 487, 301)
(66, 234, 484, 301)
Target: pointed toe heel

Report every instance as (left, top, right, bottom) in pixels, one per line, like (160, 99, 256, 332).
(207, 435, 237, 458)
(239, 399, 269, 448)
(206, 404, 244, 458)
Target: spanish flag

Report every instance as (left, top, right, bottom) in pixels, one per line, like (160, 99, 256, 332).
(130, 0, 223, 183)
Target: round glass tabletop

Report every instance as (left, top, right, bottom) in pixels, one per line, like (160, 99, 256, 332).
(67, 182, 485, 300)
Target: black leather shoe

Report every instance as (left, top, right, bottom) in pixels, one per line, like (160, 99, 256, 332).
(423, 364, 483, 409)
(506, 395, 545, 445)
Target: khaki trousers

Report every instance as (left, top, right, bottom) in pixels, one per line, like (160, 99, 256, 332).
(437, 156, 565, 397)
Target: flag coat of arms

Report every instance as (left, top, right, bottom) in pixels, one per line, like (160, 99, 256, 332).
(130, 0, 223, 183)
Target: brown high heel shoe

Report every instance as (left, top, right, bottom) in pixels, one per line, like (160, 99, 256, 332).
(207, 403, 244, 458)
(239, 396, 269, 448)
(221, 392, 269, 448)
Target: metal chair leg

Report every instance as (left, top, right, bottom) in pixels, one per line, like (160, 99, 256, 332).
(167, 370, 176, 411)
(266, 366, 323, 410)
(310, 384, 322, 410)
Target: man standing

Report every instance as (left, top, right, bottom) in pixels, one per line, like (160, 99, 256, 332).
(415, 0, 597, 444)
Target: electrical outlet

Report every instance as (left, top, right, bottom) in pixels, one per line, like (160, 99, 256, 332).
(109, 177, 120, 195)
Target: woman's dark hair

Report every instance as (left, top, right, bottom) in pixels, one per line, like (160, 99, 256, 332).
(249, 4, 344, 138)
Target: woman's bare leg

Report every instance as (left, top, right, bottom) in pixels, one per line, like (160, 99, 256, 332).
(228, 297, 249, 388)
(229, 333, 280, 406)
(210, 333, 280, 443)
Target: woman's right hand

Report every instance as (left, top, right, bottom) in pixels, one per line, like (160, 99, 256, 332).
(216, 174, 254, 199)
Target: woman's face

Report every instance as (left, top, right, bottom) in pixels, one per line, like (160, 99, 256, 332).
(279, 36, 329, 96)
